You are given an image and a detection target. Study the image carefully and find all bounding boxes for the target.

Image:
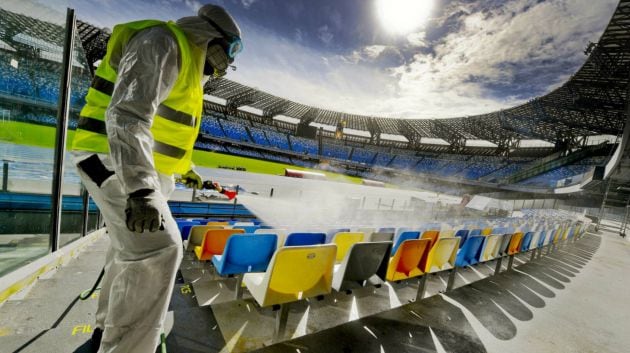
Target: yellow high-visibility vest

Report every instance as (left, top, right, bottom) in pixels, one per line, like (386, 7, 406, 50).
(72, 19, 204, 175)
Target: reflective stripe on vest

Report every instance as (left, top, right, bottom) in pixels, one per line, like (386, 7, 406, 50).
(71, 19, 204, 175)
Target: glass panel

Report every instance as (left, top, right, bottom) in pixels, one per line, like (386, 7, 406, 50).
(59, 18, 92, 248)
(0, 1, 69, 276)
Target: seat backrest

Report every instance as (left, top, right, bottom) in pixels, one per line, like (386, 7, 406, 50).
(454, 229, 469, 249)
(334, 241, 392, 291)
(481, 227, 493, 236)
(255, 228, 287, 249)
(332, 232, 365, 262)
(232, 221, 255, 227)
(285, 232, 326, 246)
(218, 234, 277, 274)
(529, 231, 541, 250)
(469, 229, 482, 237)
(325, 228, 351, 243)
(186, 225, 224, 250)
(181, 225, 194, 240)
(234, 225, 259, 233)
(355, 227, 376, 239)
(177, 221, 197, 234)
(391, 231, 420, 255)
(203, 228, 245, 255)
(262, 244, 337, 306)
(498, 233, 513, 256)
(537, 230, 547, 247)
(481, 234, 502, 262)
(520, 232, 534, 252)
(386, 239, 431, 281)
(368, 232, 394, 242)
(440, 230, 455, 238)
(455, 235, 485, 266)
(207, 221, 229, 226)
(424, 237, 460, 272)
(420, 230, 440, 250)
(508, 232, 524, 255)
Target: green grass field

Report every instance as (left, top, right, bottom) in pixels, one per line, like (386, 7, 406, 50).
(0, 120, 364, 184)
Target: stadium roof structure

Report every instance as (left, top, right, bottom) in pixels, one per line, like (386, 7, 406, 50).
(72, 1, 629, 154)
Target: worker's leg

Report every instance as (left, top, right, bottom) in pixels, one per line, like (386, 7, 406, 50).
(76, 155, 182, 353)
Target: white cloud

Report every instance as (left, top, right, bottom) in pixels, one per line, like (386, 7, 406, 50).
(241, 0, 257, 9)
(317, 25, 333, 45)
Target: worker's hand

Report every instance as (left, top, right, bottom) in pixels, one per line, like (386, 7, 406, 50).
(212, 181, 223, 193)
(125, 189, 164, 233)
(182, 169, 203, 189)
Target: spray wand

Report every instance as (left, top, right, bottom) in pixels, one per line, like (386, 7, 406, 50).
(175, 178, 239, 200)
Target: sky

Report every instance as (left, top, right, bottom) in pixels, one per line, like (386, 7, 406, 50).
(64, 0, 618, 120)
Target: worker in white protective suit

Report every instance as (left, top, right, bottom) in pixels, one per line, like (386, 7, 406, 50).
(70, 4, 242, 352)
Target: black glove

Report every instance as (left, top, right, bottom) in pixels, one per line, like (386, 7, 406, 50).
(125, 189, 164, 233)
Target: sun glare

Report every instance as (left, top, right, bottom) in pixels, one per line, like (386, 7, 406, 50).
(376, 0, 434, 34)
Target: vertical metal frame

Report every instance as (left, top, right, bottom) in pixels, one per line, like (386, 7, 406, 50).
(50, 8, 76, 252)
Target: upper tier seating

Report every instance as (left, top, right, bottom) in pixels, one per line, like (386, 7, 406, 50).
(220, 119, 251, 142)
(322, 143, 352, 160)
(249, 127, 270, 146)
(200, 116, 226, 137)
(350, 147, 376, 164)
(290, 135, 319, 155)
(265, 130, 291, 150)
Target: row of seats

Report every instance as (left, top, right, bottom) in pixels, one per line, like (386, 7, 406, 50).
(177, 217, 586, 313)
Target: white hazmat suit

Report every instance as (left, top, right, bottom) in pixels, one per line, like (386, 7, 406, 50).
(72, 5, 241, 353)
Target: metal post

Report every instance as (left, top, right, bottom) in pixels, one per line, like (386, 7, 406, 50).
(446, 268, 457, 291)
(49, 8, 75, 252)
(231, 185, 239, 220)
(80, 185, 89, 237)
(620, 197, 630, 237)
(273, 303, 290, 343)
(530, 249, 537, 262)
(191, 187, 197, 202)
(506, 255, 515, 271)
(596, 178, 612, 231)
(269, 188, 274, 198)
(234, 274, 244, 300)
(415, 275, 428, 301)
(494, 257, 503, 275)
(2, 160, 8, 191)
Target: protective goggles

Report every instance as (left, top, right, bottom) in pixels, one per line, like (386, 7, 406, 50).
(203, 16, 243, 58)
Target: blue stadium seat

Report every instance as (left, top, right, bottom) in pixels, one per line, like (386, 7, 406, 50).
(285, 232, 326, 246)
(212, 234, 277, 275)
(391, 231, 420, 255)
(455, 235, 485, 267)
(454, 229, 469, 249)
(520, 231, 534, 252)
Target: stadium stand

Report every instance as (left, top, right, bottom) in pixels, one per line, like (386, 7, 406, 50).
(349, 147, 376, 164)
(289, 135, 319, 155)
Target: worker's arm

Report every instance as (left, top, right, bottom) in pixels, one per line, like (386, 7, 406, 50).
(105, 27, 180, 194)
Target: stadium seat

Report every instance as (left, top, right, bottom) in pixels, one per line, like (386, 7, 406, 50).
(507, 232, 524, 255)
(194, 229, 245, 261)
(440, 230, 455, 238)
(212, 234, 277, 276)
(285, 232, 326, 246)
(391, 231, 420, 255)
(185, 225, 225, 251)
(455, 236, 485, 267)
(326, 228, 351, 243)
(368, 232, 394, 242)
(332, 241, 391, 292)
(207, 221, 229, 226)
(481, 227, 493, 236)
(255, 228, 287, 249)
(469, 229, 482, 237)
(480, 234, 502, 262)
(423, 237, 460, 273)
(176, 221, 197, 236)
(243, 244, 337, 307)
(180, 225, 194, 241)
(454, 229, 469, 249)
(234, 225, 259, 233)
(520, 231, 535, 252)
(385, 239, 431, 281)
(529, 231, 542, 250)
(332, 232, 365, 263)
(497, 233, 513, 256)
(420, 230, 440, 250)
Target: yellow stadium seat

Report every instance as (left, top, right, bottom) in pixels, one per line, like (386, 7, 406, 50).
(332, 232, 364, 263)
(507, 232, 524, 255)
(440, 230, 455, 238)
(243, 244, 337, 307)
(424, 237, 460, 273)
(386, 239, 431, 281)
(481, 227, 492, 236)
(480, 234, 502, 262)
(185, 225, 225, 251)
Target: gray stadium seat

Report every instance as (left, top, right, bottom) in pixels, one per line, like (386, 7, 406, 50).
(332, 241, 392, 292)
